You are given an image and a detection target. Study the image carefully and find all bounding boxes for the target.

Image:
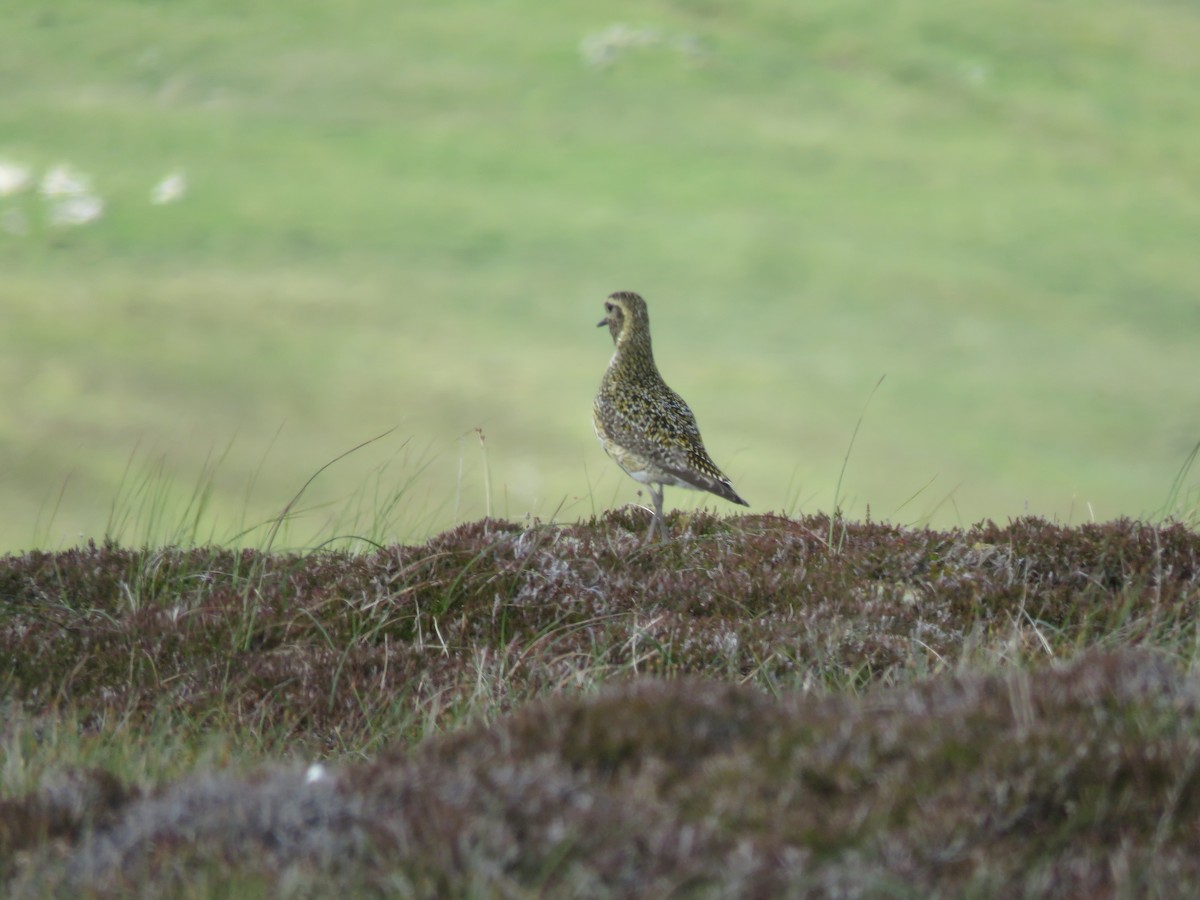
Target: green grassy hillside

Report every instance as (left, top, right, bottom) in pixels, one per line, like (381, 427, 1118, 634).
(2, 1, 1197, 551)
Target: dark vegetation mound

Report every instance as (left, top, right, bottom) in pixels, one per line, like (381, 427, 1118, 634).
(7, 651, 1200, 896)
(2, 511, 1199, 895)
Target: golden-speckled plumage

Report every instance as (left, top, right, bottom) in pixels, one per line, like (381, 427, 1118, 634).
(593, 291, 748, 540)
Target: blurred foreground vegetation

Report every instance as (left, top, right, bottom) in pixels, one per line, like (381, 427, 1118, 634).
(3, 512, 1200, 894)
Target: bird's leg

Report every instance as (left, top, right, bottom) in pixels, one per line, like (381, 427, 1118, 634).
(645, 484, 665, 543)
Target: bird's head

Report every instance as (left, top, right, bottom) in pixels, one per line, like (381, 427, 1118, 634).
(597, 291, 649, 345)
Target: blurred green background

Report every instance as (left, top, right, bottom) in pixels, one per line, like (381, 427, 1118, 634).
(2, 1, 1197, 552)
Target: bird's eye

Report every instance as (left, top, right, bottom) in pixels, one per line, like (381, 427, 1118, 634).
(605, 302, 615, 313)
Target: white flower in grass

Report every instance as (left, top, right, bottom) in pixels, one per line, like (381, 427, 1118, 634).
(0, 160, 32, 197)
(40, 163, 92, 198)
(580, 24, 660, 68)
(151, 169, 187, 205)
(38, 163, 104, 227)
(305, 763, 329, 784)
(579, 23, 702, 68)
(48, 193, 104, 227)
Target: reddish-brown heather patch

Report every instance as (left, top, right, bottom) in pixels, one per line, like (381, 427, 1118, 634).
(2, 513, 1199, 892)
(8, 649, 1200, 896)
(1, 515, 1198, 745)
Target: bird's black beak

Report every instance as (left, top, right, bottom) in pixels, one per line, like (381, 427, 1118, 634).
(597, 317, 608, 327)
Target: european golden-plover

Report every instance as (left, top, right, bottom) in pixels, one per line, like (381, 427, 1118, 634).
(593, 290, 749, 541)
